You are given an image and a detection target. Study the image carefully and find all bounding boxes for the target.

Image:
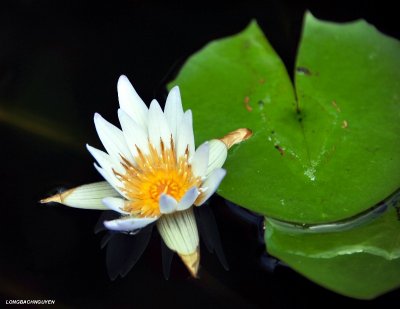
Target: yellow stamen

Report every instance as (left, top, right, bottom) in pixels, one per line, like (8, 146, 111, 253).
(114, 138, 201, 217)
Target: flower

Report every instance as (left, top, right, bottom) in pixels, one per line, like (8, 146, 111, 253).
(41, 75, 252, 277)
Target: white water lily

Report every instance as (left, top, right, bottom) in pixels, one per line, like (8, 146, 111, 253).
(41, 75, 251, 277)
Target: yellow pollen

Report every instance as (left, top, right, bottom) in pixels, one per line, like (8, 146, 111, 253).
(114, 138, 201, 218)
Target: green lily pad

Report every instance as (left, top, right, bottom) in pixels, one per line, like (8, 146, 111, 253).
(169, 13, 400, 298)
(169, 14, 400, 224)
(265, 201, 400, 299)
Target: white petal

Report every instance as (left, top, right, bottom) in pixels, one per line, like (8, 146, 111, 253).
(118, 109, 149, 156)
(207, 139, 228, 176)
(102, 197, 130, 214)
(117, 75, 148, 128)
(87, 144, 124, 175)
(191, 142, 209, 178)
(164, 86, 184, 141)
(93, 163, 127, 198)
(104, 216, 157, 232)
(94, 113, 133, 163)
(195, 168, 226, 206)
(176, 110, 195, 159)
(177, 187, 199, 211)
(87, 144, 125, 194)
(148, 99, 171, 153)
(40, 182, 119, 210)
(159, 194, 178, 214)
(156, 208, 199, 255)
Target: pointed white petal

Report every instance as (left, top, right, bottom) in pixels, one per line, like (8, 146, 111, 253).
(159, 194, 178, 214)
(207, 139, 228, 176)
(176, 110, 195, 159)
(164, 86, 184, 141)
(156, 208, 199, 255)
(104, 216, 157, 232)
(102, 197, 130, 214)
(148, 99, 171, 153)
(87, 144, 112, 168)
(87, 144, 124, 175)
(40, 182, 119, 210)
(117, 75, 148, 128)
(94, 113, 133, 163)
(177, 187, 199, 211)
(195, 168, 226, 206)
(93, 163, 127, 198)
(87, 147, 126, 197)
(191, 142, 209, 178)
(118, 109, 149, 156)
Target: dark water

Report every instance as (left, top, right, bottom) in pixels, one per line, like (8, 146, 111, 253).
(1, 1, 399, 307)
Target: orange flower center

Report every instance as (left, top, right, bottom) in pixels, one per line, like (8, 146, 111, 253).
(114, 139, 201, 217)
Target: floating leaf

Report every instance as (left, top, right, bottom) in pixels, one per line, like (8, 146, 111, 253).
(169, 15, 400, 224)
(266, 203, 400, 299)
(169, 12, 400, 298)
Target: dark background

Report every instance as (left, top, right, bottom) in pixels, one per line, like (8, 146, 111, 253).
(0, 0, 398, 307)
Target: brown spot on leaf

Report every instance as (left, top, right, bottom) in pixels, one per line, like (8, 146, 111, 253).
(274, 144, 285, 156)
(259, 78, 265, 84)
(244, 96, 252, 112)
(342, 120, 348, 129)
